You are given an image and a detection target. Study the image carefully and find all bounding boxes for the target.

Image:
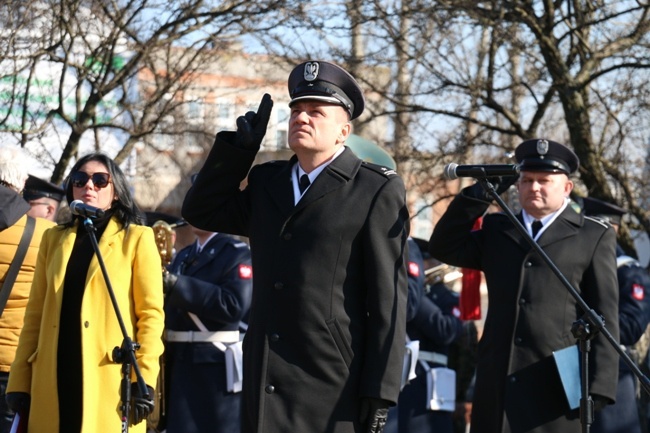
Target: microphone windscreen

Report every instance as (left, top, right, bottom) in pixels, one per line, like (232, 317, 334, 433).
(443, 163, 459, 180)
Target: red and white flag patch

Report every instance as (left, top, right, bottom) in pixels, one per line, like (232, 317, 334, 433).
(408, 261, 420, 278)
(239, 264, 253, 279)
(632, 283, 645, 301)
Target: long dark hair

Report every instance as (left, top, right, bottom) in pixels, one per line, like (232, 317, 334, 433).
(63, 152, 144, 228)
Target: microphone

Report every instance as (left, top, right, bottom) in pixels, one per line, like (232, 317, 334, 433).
(69, 200, 106, 218)
(444, 163, 520, 180)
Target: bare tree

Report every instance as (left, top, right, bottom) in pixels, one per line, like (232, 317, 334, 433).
(274, 1, 650, 255)
(0, 0, 289, 184)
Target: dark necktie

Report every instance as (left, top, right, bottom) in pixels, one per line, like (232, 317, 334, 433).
(532, 220, 543, 238)
(299, 174, 311, 194)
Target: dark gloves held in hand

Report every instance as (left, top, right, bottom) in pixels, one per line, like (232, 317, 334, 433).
(235, 93, 274, 150)
(5, 392, 30, 414)
(162, 271, 178, 295)
(463, 175, 518, 203)
(360, 397, 390, 433)
(130, 383, 155, 425)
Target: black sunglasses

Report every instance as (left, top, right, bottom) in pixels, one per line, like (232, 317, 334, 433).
(70, 171, 112, 189)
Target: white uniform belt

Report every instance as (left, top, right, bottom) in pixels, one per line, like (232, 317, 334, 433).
(419, 350, 448, 366)
(165, 330, 240, 343)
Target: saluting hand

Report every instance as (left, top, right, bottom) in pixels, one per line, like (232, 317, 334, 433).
(236, 93, 274, 150)
(463, 175, 518, 203)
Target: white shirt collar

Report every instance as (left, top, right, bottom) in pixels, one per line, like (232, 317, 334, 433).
(522, 198, 569, 240)
(196, 232, 218, 253)
(292, 146, 345, 204)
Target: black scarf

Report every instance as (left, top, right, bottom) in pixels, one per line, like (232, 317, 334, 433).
(57, 209, 115, 432)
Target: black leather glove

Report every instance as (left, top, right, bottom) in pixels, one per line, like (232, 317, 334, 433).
(235, 93, 274, 150)
(359, 397, 390, 433)
(130, 383, 154, 425)
(462, 175, 518, 203)
(5, 392, 30, 413)
(163, 271, 178, 295)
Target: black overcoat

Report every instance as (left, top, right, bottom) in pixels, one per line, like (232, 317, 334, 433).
(182, 133, 409, 433)
(429, 194, 619, 433)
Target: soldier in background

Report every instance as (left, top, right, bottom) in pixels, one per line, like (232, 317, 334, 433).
(581, 197, 650, 433)
(386, 238, 472, 433)
(162, 220, 253, 433)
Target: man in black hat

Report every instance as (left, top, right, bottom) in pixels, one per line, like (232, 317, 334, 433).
(23, 174, 64, 222)
(581, 197, 650, 433)
(429, 138, 619, 433)
(182, 60, 409, 433)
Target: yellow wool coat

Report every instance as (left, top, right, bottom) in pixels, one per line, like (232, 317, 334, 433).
(7, 217, 165, 433)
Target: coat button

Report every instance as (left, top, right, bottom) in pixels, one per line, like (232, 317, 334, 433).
(274, 282, 284, 290)
(515, 337, 522, 344)
(524, 262, 532, 268)
(519, 298, 526, 305)
(265, 385, 275, 394)
(270, 333, 280, 342)
(509, 376, 517, 383)
(283, 233, 292, 240)
(84, 321, 90, 328)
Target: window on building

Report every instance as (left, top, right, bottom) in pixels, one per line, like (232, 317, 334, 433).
(412, 198, 434, 240)
(276, 107, 289, 149)
(187, 98, 203, 121)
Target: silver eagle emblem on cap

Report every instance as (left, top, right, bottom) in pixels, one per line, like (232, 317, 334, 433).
(536, 139, 549, 158)
(304, 62, 319, 82)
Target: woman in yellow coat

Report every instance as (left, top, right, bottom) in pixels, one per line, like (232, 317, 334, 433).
(6, 153, 165, 433)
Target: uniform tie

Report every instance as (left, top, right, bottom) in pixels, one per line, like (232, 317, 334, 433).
(299, 174, 311, 194)
(531, 220, 543, 238)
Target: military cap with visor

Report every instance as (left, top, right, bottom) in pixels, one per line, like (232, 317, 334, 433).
(581, 196, 627, 226)
(23, 174, 65, 202)
(514, 138, 579, 175)
(288, 60, 365, 120)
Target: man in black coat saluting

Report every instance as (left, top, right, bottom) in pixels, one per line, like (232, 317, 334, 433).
(429, 139, 619, 433)
(182, 60, 410, 433)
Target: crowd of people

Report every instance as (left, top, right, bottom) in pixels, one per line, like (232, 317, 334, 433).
(1, 58, 650, 433)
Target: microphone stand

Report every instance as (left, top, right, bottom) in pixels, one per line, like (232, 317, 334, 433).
(81, 217, 150, 432)
(477, 177, 650, 433)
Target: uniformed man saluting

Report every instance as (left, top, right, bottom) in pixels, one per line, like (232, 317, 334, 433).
(182, 61, 410, 433)
(429, 139, 619, 433)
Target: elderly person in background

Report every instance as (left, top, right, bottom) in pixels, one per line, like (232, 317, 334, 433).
(0, 146, 56, 433)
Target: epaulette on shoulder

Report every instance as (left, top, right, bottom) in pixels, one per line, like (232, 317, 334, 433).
(360, 161, 398, 178)
(584, 215, 610, 229)
(232, 241, 249, 249)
